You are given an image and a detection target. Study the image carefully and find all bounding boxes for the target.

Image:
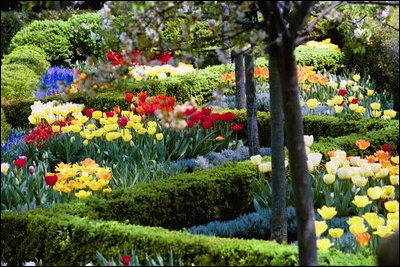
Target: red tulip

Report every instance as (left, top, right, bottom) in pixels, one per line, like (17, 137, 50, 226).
(13, 156, 28, 168)
(380, 199, 388, 209)
(121, 255, 131, 266)
(202, 121, 213, 129)
(85, 108, 94, 117)
(137, 92, 147, 103)
(351, 98, 358, 104)
(105, 111, 114, 118)
(231, 124, 244, 131)
(381, 145, 393, 153)
(125, 93, 134, 103)
(117, 117, 129, 127)
(201, 108, 212, 116)
(45, 175, 58, 186)
(187, 120, 196, 128)
(221, 112, 235, 122)
(338, 89, 348, 96)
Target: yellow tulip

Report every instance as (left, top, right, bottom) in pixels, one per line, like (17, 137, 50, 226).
(372, 110, 382, 118)
(337, 168, 353, 179)
(327, 99, 334, 107)
(373, 225, 394, 238)
(384, 201, 399, 213)
(83, 139, 89, 146)
(250, 155, 262, 165)
(87, 124, 96, 131)
(351, 175, 368, 187)
(367, 187, 382, 200)
(156, 133, 164, 141)
(329, 228, 344, 239)
(122, 134, 132, 142)
(367, 89, 375, 96)
(391, 156, 399, 164)
(315, 220, 328, 237)
(137, 128, 147, 135)
(317, 238, 334, 251)
(147, 121, 157, 128)
(390, 175, 399, 185)
(352, 195, 372, 208)
(353, 74, 361, 82)
(103, 188, 112, 193)
(355, 106, 366, 114)
(334, 105, 343, 113)
(75, 190, 92, 198)
(387, 212, 399, 220)
(386, 219, 399, 231)
(317, 206, 337, 220)
(349, 223, 368, 235)
(325, 161, 340, 174)
(332, 95, 344, 105)
(131, 115, 142, 123)
(92, 111, 102, 120)
(374, 168, 389, 179)
(381, 185, 395, 199)
(323, 174, 336, 185)
(306, 99, 320, 110)
(349, 103, 359, 111)
(363, 213, 385, 230)
(147, 127, 157, 135)
(51, 125, 60, 133)
(383, 109, 397, 118)
(370, 102, 381, 110)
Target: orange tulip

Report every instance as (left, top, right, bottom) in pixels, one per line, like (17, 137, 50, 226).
(366, 155, 378, 163)
(328, 150, 337, 158)
(375, 150, 390, 161)
(355, 232, 371, 246)
(379, 159, 392, 168)
(355, 139, 371, 150)
(113, 106, 121, 115)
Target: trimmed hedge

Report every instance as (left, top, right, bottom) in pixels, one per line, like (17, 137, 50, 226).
(45, 161, 258, 230)
(9, 19, 73, 66)
(2, 44, 50, 76)
(294, 46, 344, 73)
(1, 64, 39, 103)
(1, 211, 375, 266)
(1, 108, 11, 141)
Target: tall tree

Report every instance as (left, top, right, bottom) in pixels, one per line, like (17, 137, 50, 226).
(235, 53, 246, 109)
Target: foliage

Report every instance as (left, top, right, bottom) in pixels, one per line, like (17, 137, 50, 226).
(0, 64, 39, 102)
(1, 211, 375, 266)
(9, 19, 73, 66)
(37, 8, 94, 21)
(1, 108, 11, 142)
(67, 13, 107, 61)
(0, 10, 38, 57)
(2, 45, 50, 76)
(294, 47, 344, 73)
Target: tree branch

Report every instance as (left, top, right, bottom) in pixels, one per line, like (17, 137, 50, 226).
(289, 1, 316, 38)
(305, 1, 344, 33)
(345, 1, 400, 5)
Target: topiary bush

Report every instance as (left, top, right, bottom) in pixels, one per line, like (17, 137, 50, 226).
(1, 64, 39, 103)
(67, 13, 107, 61)
(9, 19, 73, 66)
(1, 108, 11, 142)
(2, 45, 50, 76)
(294, 47, 344, 73)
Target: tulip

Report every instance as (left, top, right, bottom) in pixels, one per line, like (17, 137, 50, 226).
(28, 166, 35, 174)
(355, 233, 370, 246)
(13, 156, 28, 168)
(337, 168, 353, 179)
(323, 174, 336, 185)
(355, 106, 366, 114)
(366, 216, 385, 230)
(306, 99, 320, 110)
(45, 175, 58, 186)
(367, 187, 382, 200)
(338, 89, 348, 96)
(315, 220, 328, 237)
(334, 105, 343, 113)
(347, 216, 364, 226)
(1, 163, 10, 174)
(317, 206, 337, 220)
(351, 175, 368, 187)
(372, 110, 382, 117)
(327, 99, 334, 107)
(390, 175, 399, 185)
(122, 134, 133, 142)
(304, 136, 315, 148)
(147, 127, 156, 135)
(332, 95, 344, 105)
(387, 212, 399, 220)
(259, 162, 272, 173)
(75, 190, 92, 199)
(370, 102, 381, 110)
(125, 93, 134, 102)
(325, 161, 340, 175)
(349, 103, 359, 111)
(381, 185, 395, 199)
(317, 238, 334, 251)
(329, 228, 344, 239)
(156, 133, 164, 141)
(384, 201, 399, 213)
(352, 195, 372, 208)
(374, 168, 389, 179)
(121, 255, 132, 266)
(353, 74, 361, 82)
(383, 109, 396, 118)
(386, 219, 399, 231)
(373, 225, 394, 238)
(359, 164, 374, 177)
(250, 155, 262, 166)
(391, 156, 399, 164)
(367, 89, 375, 96)
(92, 111, 102, 120)
(339, 80, 347, 88)
(349, 223, 368, 236)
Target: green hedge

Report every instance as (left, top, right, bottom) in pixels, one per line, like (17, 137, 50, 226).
(294, 47, 344, 73)
(44, 161, 257, 230)
(1, 64, 39, 103)
(231, 110, 399, 148)
(1, 211, 375, 266)
(2, 45, 50, 76)
(9, 19, 73, 66)
(1, 108, 11, 141)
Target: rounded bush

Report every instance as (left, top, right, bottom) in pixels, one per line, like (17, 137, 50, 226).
(67, 13, 106, 61)
(1, 64, 39, 102)
(2, 45, 50, 76)
(295, 46, 344, 73)
(1, 108, 11, 142)
(9, 20, 73, 66)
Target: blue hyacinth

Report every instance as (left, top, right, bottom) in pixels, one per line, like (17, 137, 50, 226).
(1, 129, 27, 161)
(34, 67, 74, 98)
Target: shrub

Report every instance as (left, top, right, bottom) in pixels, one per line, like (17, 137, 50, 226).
(1, 108, 11, 142)
(37, 8, 93, 21)
(67, 13, 107, 61)
(1, 64, 39, 102)
(0, 11, 39, 58)
(2, 45, 50, 76)
(1, 211, 375, 266)
(9, 20, 73, 66)
(294, 47, 344, 73)
(46, 161, 257, 230)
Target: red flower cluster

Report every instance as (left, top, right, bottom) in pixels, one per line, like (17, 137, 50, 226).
(186, 109, 236, 129)
(24, 121, 71, 148)
(14, 156, 28, 168)
(106, 50, 173, 66)
(125, 92, 175, 115)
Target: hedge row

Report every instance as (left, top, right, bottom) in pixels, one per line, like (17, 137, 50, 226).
(1, 211, 375, 266)
(43, 161, 258, 230)
(1, 108, 11, 141)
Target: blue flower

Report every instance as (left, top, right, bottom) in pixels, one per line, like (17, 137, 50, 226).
(34, 67, 74, 99)
(1, 129, 27, 161)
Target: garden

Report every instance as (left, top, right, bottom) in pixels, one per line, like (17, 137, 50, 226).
(1, 1, 399, 266)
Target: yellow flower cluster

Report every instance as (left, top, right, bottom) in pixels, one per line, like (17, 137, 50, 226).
(299, 38, 341, 52)
(28, 101, 85, 125)
(315, 206, 342, 251)
(48, 158, 112, 198)
(129, 62, 195, 81)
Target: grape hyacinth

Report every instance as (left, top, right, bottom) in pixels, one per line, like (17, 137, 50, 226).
(34, 67, 74, 98)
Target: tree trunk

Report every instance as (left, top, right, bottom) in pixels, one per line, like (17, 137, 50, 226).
(235, 53, 246, 109)
(221, 3, 231, 63)
(277, 40, 317, 266)
(268, 49, 287, 244)
(244, 53, 260, 156)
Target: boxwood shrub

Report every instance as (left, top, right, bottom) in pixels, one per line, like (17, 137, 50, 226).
(294, 46, 344, 73)
(1, 108, 11, 141)
(1, 211, 375, 266)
